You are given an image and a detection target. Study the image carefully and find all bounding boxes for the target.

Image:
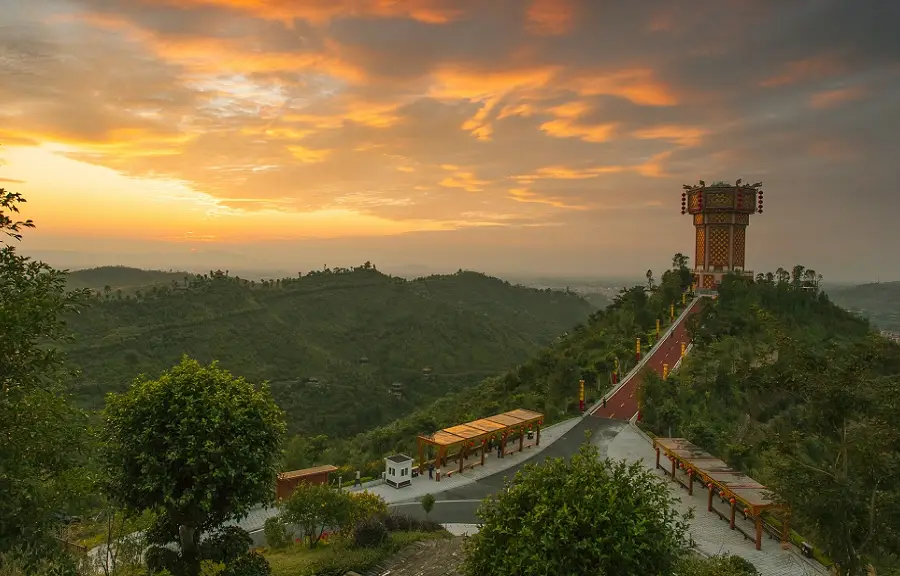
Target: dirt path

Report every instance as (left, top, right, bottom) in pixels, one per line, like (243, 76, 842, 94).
(357, 536, 465, 576)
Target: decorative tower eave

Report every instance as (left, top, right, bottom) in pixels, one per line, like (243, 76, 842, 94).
(680, 179, 764, 292)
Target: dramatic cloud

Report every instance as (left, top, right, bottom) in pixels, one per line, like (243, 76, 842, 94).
(1, 0, 899, 278)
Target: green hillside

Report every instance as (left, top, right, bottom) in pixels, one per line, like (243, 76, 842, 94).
(827, 281, 900, 331)
(302, 261, 694, 472)
(65, 265, 190, 293)
(638, 275, 900, 573)
(62, 266, 592, 437)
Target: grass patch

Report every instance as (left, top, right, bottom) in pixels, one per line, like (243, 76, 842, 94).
(261, 530, 450, 576)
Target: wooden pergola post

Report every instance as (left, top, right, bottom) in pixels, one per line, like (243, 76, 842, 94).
(435, 447, 444, 482)
(670, 456, 676, 478)
(687, 471, 693, 496)
(754, 516, 763, 550)
(655, 446, 660, 469)
(536, 423, 541, 446)
(501, 431, 508, 458)
(480, 439, 486, 466)
(729, 500, 736, 529)
(458, 446, 465, 473)
(417, 438, 425, 476)
(707, 483, 714, 512)
(781, 511, 790, 545)
(518, 427, 524, 452)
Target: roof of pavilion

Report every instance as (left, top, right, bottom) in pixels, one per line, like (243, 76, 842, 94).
(418, 409, 543, 447)
(654, 437, 780, 512)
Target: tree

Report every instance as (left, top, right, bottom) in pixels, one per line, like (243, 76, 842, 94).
(100, 356, 286, 576)
(671, 253, 690, 270)
(646, 269, 655, 290)
(420, 493, 435, 517)
(280, 483, 350, 549)
(0, 189, 91, 559)
(462, 442, 690, 576)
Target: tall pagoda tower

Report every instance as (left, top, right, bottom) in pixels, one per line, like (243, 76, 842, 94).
(681, 179, 764, 291)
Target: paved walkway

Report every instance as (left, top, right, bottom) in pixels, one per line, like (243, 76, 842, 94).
(592, 297, 703, 420)
(604, 425, 828, 576)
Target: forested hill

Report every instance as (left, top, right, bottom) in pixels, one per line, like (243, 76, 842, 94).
(63, 266, 593, 436)
(65, 265, 189, 292)
(639, 275, 900, 574)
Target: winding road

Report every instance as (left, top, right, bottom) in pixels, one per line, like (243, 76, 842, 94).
(391, 298, 703, 525)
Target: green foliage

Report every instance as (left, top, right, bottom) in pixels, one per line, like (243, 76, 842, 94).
(62, 267, 593, 436)
(280, 484, 351, 549)
(199, 561, 225, 576)
(200, 527, 253, 565)
(299, 545, 385, 576)
(640, 272, 900, 575)
(380, 513, 442, 533)
(419, 493, 435, 516)
(262, 517, 291, 550)
(462, 442, 691, 576)
(352, 517, 389, 549)
(0, 190, 92, 557)
(674, 553, 760, 576)
(65, 266, 190, 294)
(100, 356, 286, 574)
(222, 552, 271, 576)
(343, 492, 388, 536)
(321, 263, 693, 477)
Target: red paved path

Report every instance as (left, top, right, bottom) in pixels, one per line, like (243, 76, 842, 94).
(592, 299, 704, 420)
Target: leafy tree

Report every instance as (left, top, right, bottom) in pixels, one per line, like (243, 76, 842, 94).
(462, 442, 691, 576)
(646, 268, 655, 290)
(0, 189, 91, 559)
(280, 483, 351, 549)
(343, 491, 388, 536)
(420, 493, 435, 517)
(671, 253, 690, 270)
(100, 356, 286, 575)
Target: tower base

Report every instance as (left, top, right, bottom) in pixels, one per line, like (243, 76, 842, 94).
(694, 270, 754, 293)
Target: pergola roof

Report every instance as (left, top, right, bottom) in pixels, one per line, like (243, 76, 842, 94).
(654, 437, 779, 512)
(279, 465, 338, 480)
(418, 409, 543, 448)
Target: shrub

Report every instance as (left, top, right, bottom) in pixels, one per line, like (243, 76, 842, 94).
(420, 493, 435, 516)
(199, 561, 225, 576)
(223, 552, 271, 576)
(262, 517, 291, 550)
(353, 518, 389, 549)
(723, 554, 760, 576)
(201, 526, 253, 565)
(344, 492, 388, 535)
(301, 546, 385, 576)
(381, 513, 442, 533)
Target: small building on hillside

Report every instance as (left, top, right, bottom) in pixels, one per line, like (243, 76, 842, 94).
(276, 465, 338, 501)
(385, 454, 413, 489)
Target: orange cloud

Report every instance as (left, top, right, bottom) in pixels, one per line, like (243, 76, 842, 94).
(525, 0, 577, 36)
(138, 0, 466, 26)
(439, 170, 491, 192)
(810, 86, 866, 109)
(514, 166, 626, 181)
(760, 55, 844, 87)
(632, 125, 708, 147)
(508, 188, 586, 210)
(567, 69, 679, 106)
(540, 119, 617, 143)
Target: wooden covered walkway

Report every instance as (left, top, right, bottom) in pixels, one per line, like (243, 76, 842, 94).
(417, 409, 543, 481)
(653, 437, 789, 550)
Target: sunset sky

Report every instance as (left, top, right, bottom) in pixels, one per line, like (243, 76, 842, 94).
(2, 0, 898, 280)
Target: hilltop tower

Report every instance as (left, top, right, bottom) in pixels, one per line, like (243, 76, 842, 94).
(681, 179, 763, 291)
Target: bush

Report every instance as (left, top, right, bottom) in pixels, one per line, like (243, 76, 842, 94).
(674, 553, 759, 576)
(344, 492, 388, 535)
(200, 561, 225, 576)
(353, 518, 389, 549)
(263, 517, 291, 550)
(223, 552, 271, 576)
(301, 546, 385, 576)
(201, 526, 253, 565)
(381, 513, 442, 533)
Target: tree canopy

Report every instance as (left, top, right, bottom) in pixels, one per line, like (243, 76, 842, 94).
(100, 356, 286, 574)
(462, 442, 690, 576)
(0, 190, 91, 561)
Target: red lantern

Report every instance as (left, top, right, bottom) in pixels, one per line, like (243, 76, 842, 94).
(729, 498, 736, 505)
(744, 508, 750, 515)
(707, 483, 714, 489)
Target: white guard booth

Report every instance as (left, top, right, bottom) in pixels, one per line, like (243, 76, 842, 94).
(384, 454, 413, 488)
